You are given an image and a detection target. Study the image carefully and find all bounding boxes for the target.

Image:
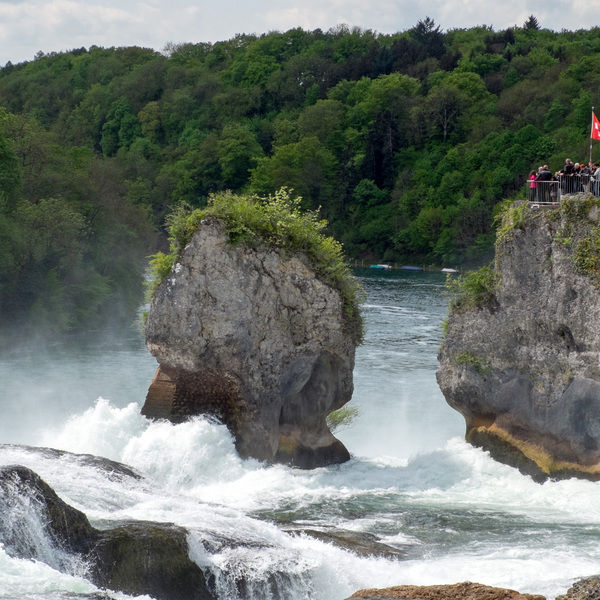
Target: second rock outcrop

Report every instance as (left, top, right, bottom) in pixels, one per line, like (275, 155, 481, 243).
(438, 196, 600, 481)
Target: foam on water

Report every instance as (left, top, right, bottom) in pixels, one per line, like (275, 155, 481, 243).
(0, 544, 152, 600)
(40, 398, 148, 462)
(17, 395, 600, 599)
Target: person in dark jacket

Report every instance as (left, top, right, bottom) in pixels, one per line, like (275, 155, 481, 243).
(560, 158, 574, 193)
(535, 164, 554, 202)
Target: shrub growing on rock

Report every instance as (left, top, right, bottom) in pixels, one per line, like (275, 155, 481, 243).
(149, 188, 364, 343)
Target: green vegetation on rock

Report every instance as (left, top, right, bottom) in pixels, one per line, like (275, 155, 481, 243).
(445, 264, 497, 312)
(495, 201, 530, 244)
(539, 195, 600, 286)
(327, 404, 359, 433)
(455, 351, 491, 374)
(149, 189, 364, 342)
(573, 225, 600, 286)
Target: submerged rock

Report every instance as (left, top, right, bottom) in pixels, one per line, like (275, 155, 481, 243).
(438, 197, 600, 481)
(0, 465, 212, 600)
(283, 526, 405, 559)
(0, 443, 141, 481)
(143, 218, 356, 468)
(347, 581, 545, 600)
(0, 465, 94, 570)
(89, 521, 211, 600)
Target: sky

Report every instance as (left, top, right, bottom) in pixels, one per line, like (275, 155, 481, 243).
(1, 0, 600, 66)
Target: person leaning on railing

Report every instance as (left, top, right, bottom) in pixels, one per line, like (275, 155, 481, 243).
(535, 164, 554, 202)
(551, 162, 600, 197)
(557, 158, 574, 193)
(528, 170, 538, 201)
(572, 163, 582, 192)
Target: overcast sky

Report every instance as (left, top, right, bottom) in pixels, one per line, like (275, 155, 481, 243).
(2, 0, 599, 66)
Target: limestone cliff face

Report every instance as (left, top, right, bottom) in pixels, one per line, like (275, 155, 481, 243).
(437, 196, 600, 481)
(143, 218, 355, 468)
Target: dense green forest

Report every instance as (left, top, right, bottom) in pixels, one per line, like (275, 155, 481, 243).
(2, 17, 600, 337)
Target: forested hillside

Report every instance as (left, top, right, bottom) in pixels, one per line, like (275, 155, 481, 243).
(2, 18, 600, 337)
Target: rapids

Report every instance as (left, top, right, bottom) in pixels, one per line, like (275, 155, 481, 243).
(0, 270, 598, 600)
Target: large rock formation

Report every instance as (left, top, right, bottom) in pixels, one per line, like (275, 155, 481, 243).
(143, 218, 356, 468)
(438, 196, 600, 480)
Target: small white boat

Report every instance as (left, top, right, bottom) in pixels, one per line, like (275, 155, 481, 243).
(441, 268, 459, 273)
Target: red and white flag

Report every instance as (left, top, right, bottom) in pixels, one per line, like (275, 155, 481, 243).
(592, 111, 600, 141)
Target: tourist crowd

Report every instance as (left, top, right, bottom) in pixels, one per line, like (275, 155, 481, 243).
(528, 159, 600, 202)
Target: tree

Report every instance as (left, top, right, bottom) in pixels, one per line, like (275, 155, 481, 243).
(0, 130, 21, 209)
(523, 15, 540, 30)
(297, 99, 345, 153)
(217, 122, 263, 189)
(409, 17, 446, 59)
(100, 100, 141, 156)
(250, 136, 337, 212)
(427, 84, 466, 142)
(138, 100, 162, 143)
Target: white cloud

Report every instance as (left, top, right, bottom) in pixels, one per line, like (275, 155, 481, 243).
(0, 1, 147, 62)
(262, 0, 403, 34)
(2, 0, 600, 65)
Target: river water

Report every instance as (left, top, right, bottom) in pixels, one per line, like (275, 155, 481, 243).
(0, 270, 598, 600)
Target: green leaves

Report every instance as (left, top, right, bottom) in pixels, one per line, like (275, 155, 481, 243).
(4, 22, 600, 295)
(0, 131, 21, 208)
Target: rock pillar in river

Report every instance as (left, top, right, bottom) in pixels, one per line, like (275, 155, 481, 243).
(438, 196, 600, 481)
(143, 218, 356, 468)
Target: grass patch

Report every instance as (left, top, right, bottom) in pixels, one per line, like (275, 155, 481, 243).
(148, 188, 364, 343)
(455, 351, 490, 374)
(445, 264, 497, 312)
(441, 317, 449, 337)
(561, 193, 600, 221)
(495, 201, 529, 245)
(327, 405, 359, 433)
(573, 224, 600, 286)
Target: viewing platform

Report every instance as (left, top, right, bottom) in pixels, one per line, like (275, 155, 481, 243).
(527, 174, 600, 205)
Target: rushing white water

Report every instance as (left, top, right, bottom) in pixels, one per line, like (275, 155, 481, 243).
(1, 270, 599, 600)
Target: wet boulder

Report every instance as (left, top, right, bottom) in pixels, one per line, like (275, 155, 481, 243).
(89, 521, 211, 600)
(0, 465, 212, 600)
(556, 576, 600, 600)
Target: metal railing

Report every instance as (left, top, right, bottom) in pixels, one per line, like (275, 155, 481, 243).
(526, 180, 561, 204)
(526, 175, 600, 203)
(557, 173, 600, 195)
